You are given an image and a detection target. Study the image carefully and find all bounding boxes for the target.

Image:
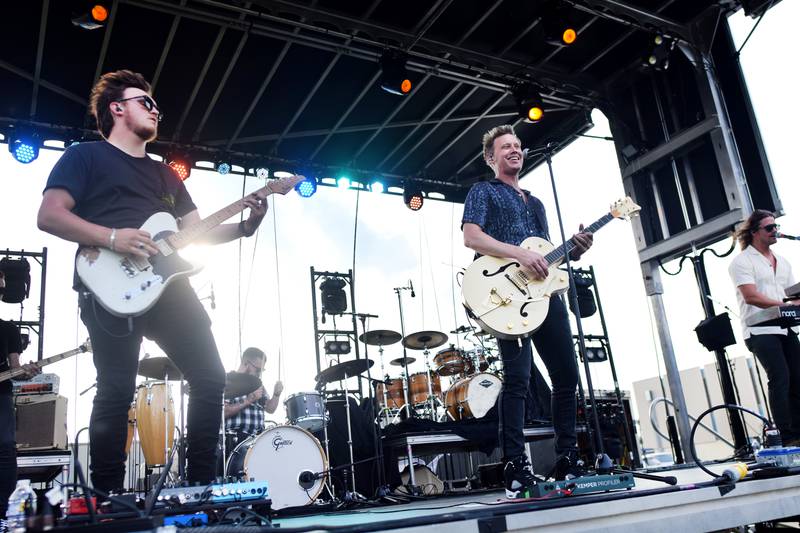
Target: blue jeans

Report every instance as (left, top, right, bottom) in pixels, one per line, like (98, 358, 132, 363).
(79, 279, 225, 491)
(497, 297, 578, 459)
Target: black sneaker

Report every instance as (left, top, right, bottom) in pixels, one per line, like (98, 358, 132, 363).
(552, 450, 586, 481)
(503, 455, 539, 499)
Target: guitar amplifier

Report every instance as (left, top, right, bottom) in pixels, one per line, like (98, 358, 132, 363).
(15, 394, 69, 450)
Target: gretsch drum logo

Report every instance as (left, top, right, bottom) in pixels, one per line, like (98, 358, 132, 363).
(479, 379, 494, 388)
(272, 433, 293, 451)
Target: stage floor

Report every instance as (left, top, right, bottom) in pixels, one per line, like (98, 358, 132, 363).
(271, 464, 800, 532)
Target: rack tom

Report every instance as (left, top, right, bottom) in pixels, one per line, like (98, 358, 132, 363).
(434, 346, 467, 376)
(409, 372, 441, 405)
(376, 378, 405, 409)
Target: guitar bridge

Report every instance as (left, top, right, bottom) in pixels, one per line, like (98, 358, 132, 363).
(504, 271, 529, 296)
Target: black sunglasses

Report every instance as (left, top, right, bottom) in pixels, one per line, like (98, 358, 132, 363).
(760, 223, 780, 232)
(116, 95, 163, 122)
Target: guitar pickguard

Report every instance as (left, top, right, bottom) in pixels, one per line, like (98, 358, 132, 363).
(149, 230, 193, 281)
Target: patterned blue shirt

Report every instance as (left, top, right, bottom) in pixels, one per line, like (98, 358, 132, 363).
(462, 179, 549, 248)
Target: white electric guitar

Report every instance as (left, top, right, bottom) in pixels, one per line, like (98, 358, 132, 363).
(0, 339, 92, 384)
(76, 175, 302, 317)
(462, 197, 641, 340)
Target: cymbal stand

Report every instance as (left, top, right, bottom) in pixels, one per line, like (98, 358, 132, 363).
(393, 283, 414, 418)
(355, 313, 387, 490)
(377, 345, 390, 425)
(340, 372, 357, 494)
(422, 347, 437, 420)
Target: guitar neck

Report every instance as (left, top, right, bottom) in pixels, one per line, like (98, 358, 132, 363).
(167, 181, 274, 250)
(0, 345, 87, 384)
(543, 213, 615, 267)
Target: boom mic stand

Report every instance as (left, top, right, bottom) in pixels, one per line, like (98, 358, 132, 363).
(393, 283, 414, 419)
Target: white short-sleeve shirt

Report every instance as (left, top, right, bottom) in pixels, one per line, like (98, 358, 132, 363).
(728, 245, 798, 339)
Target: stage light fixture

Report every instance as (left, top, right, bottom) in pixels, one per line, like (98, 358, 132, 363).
(370, 180, 385, 194)
(255, 167, 269, 180)
(403, 183, 424, 211)
(541, 2, 578, 46)
(167, 153, 192, 180)
(336, 176, 351, 189)
(324, 339, 351, 355)
(295, 176, 318, 198)
(583, 345, 608, 363)
(379, 50, 413, 96)
(645, 34, 675, 70)
(72, 3, 109, 30)
(7, 133, 40, 164)
(513, 84, 545, 123)
(217, 161, 231, 175)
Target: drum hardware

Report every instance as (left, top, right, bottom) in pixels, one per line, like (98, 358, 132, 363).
(389, 356, 416, 366)
(449, 325, 475, 335)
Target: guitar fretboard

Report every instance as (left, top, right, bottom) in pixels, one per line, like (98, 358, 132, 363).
(544, 213, 614, 267)
(167, 182, 273, 250)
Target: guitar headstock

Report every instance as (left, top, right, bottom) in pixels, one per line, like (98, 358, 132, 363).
(610, 197, 641, 219)
(267, 175, 304, 196)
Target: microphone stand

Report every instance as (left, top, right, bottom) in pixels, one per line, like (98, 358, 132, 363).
(393, 284, 414, 419)
(355, 313, 387, 491)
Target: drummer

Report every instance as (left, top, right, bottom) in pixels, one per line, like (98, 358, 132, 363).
(224, 347, 283, 439)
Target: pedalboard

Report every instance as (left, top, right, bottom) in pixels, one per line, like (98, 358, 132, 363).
(155, 480, 269, 506)
(529, 472, 636, 498)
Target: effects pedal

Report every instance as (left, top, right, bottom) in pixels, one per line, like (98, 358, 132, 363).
(755, 446, 800, 468)
(529, 472, 636, 498)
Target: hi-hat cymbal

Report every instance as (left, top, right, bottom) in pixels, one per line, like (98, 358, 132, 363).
(224, 372, 262, 399)
(402, 330, 448, 350)
(390, 356, 416, 367)
(359, 329, 402, 346)
(450, 325, 475, 334)
(138, 357, 183, 381)
(315, 359, 374, 384)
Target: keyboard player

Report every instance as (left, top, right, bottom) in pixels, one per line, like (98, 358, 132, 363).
(729, 209, 800, 446)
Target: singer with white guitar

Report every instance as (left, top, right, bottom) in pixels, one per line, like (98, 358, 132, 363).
(36, 70, 279, 493)
(729, 209, 800, 446)
(462, 125, 593, 499)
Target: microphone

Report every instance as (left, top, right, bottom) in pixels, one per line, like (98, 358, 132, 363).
(777, 232, 800, 241)
(409, 279, 415, 298)
(298, 469, 325, 489)
(209, 284, 216, 310)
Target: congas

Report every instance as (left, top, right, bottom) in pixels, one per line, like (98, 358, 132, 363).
(375, 378, 405, 409)
(434, 346, 467, 376)
(409, 372, 441, 405)
(445, 373, 502, 420)
(226, 425, 327, 510)
(135, 382, 175, 465)
(284, 392, 328, 433)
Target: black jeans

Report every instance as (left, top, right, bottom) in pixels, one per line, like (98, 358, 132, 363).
(0, 392, 16, 518)
(497, 297, 578, 459)
(79, 279, 225, 491)
(745, 332, 800, 440)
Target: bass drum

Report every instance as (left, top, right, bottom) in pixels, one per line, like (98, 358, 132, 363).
(445, 373, 502, 420)
(226, 425, 328, 510)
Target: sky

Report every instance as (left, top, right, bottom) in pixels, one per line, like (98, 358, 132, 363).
(1, 2, 799, 439)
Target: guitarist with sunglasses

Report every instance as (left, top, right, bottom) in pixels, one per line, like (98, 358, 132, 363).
(36, 70, 269, 494)
(461, 125, 593, 499)
(1, 269, 40, 522)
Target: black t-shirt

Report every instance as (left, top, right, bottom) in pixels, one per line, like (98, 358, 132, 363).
(0, 319, 22, 395)
(44, 141, 197, 289)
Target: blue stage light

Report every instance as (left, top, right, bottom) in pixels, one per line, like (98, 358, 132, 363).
(295, 177, 318, 198)
(370, 180, 385, 194)
(337, 176, 351, 189)
(8, 136, 40, 164)
(217, 162, 231, 175)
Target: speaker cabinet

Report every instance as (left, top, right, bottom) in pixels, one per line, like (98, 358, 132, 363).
(15, 394, 68, 450)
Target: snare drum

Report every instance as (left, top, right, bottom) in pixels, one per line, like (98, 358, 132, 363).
(284, 392, 328, 433)
(226, 425, 327, 510)
(409, 372, 441, 405)
(375, 378, 405, 409)
(134, 382, 175, 465)
(445, 373, 502, 420)
(434, 346, 467, 376)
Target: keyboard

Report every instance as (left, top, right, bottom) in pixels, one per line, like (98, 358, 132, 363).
(745, 305, 800, 328)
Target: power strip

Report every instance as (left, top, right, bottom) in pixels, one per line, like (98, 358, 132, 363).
(755, 446, 800, 468)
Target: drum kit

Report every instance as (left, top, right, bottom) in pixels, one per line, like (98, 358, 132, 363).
(363, 325, 504, 423)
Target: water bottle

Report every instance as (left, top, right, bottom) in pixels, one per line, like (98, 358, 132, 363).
(6, 479, 36, 533)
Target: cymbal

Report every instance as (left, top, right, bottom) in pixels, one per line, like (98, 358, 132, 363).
(315, 359, 374, 384)
(138, 357, 182, 381)
(224, 372, 263, 399)
(450, 325, 475, 334)
(402, 330, 448, 350)
(359, 329, 402, 346)
(390, 356, 416, 367)
(474, 329, 494, 338)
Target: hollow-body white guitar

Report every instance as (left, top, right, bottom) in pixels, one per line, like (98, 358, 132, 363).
(76, 175, 301, 317)
(462, 197, 641, 340)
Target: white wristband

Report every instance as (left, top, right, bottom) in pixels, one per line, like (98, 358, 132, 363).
(109, 228, 117, 251)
